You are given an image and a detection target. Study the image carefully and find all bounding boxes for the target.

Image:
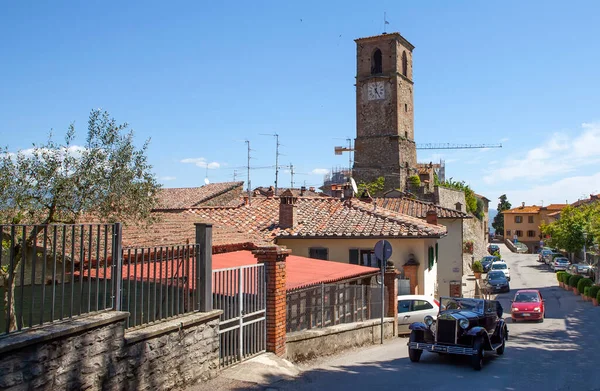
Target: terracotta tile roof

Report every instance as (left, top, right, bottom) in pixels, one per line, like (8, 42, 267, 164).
(76, 250, 379, 293)
(546, 204, 568, 210)
(474, 193, 491, 202)
(373, 197, 471, 219)
(121, 211, 271, 252)
(155, 182, 244, 210)
(212, 250, 379, 291)
(503, 206, 541, 214)
(571, 195, 599, 208)
(253, 187, 322, 198)
(417, 167, 431, 175)
(187, 197, 446, 239)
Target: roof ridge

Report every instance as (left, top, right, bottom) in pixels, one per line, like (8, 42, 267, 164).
(350, 199, 442, 230)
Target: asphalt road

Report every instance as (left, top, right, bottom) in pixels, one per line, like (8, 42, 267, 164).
(254, 243, 600, 391)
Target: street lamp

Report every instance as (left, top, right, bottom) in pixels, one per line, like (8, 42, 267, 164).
(583, 231, 588, 265)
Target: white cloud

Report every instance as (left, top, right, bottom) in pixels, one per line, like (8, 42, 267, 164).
(483, 122, 600, 184)
(180, 157, 221, 169)
(311, 168, 330, 175)
(504, 172, 600, 205)
(500, 137, 510, 142)
(160, 176, 176, 181)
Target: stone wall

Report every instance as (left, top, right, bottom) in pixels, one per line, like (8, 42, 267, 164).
(463, 216, 487, 274)
(0, 310, 221, 391)
(434, 186, 466, 211)
(285, 318, 396, 362)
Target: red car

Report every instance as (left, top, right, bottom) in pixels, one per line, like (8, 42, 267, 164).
(511, 289, 545, 322)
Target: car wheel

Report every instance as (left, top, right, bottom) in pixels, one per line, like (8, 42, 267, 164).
(471, 336, 484, 370)
(408, 331, 422, 363)
(511, 317, 516, 323)
(496, 332, 506, 355)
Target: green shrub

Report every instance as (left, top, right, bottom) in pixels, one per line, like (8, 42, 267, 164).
(556, 271, 566, 283)
(584, 286, 591, 297)
(493, 251, 501, 259)
(589, 285, 600, 300)
(597, 289, 600, 303)
(562, 273, 572, 284)
(569, 275, 584, 288)
(408, 175, 421, 187)
(472, 260, 483, 273)
(578, 278, 593, 294)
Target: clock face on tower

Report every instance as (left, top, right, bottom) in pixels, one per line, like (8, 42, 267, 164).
(367, 81, 385, 100)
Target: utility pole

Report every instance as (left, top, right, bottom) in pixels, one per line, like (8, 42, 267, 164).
(290, 163, 294, 189)
(233, 169, 237, 181)
(260, 133, 281, 194)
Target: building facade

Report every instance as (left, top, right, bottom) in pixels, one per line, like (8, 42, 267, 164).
(502, 203, 567, 252)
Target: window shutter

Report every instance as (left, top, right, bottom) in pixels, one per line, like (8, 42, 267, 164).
(349, 249, 359, 265)
(435, 243, 439, 263)
(428, 247, 434, 270)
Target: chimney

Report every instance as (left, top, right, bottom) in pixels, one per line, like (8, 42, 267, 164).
(243, 195, 249, 206)
(266, 186, 275, 198)
(279, 190, 297, 229)
(343, 183, 354, 199)
(300, 186, 306, 196)
(309, 186, 315, 192)
(426, 209, 438, 225)
(521, 202, 525, 208)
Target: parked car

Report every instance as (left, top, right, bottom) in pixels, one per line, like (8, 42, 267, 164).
(538, 249, 552, 262)
(550, 257, 569, 272)
(511, 289, 544, 322)
(397, 295, 440, 334)
(514, 242, 529, 253)
(484, 271, 510, 293)
(480, 256, 501, 272)
(544, 252, 563, 265)
(567, 264, 595, 279)
(488, 244, 500, 255)
(408, 297, 508, 370)
(491, 261, 510, 281)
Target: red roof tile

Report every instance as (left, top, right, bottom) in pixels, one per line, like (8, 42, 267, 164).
(155, 182, 243, 210)
(503, 206, 541, 214)
(213, 250, 379, 291)
(373, 197, 470, 219)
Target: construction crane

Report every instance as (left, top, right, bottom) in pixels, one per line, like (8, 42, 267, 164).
(335, 142, 502, 154)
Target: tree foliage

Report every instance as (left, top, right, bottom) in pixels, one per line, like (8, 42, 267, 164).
(357, 176, 385, 197)
(492, 194, 512, 234)
(541, 203, 600, 258)
(0, 109, 161, 225)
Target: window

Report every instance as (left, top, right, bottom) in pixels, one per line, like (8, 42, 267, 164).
(405, 103, 408, 112)
(515, 216, 523, 223)
(309, 247, 328, 260)
(428, 246, 435, 270)
(402, 51, 408, 76)
(412, 300, 433, 311)
(506, 230, 511, 236)
(455, 202, 462, 212)
(398, 300, 411, 313)
(528, 216, 534, 223)
(527, 230, 536, 237)
(349, 249, 359, 265)
(515, 230, 523, 237)
(371, 49, 382, 74)
(435, 243, 439, 263)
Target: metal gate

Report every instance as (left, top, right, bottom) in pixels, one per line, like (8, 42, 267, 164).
(212, 264, 266, 367)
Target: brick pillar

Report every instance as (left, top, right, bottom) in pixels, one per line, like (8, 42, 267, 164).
(384, 269, 398, 335)
(253, 246, 291, 357)
(403, 263, 419, 295)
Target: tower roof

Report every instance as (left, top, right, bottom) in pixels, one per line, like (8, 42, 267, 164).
(355, 32, 415, 50)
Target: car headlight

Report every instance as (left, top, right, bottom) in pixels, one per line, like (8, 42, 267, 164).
(533, 307, 540, 312)
(424, 315, 434, 327)
(459, 318, 469, 329)
(512, 307, 519, 312)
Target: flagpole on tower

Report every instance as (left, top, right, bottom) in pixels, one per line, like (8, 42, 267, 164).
(383, 12, 389, 33)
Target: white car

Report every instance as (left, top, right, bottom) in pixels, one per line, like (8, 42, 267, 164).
(491, 261, 510, 281)
(397, 295, 440, 334)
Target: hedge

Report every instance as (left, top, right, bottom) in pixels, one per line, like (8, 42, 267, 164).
(584, 286, 591, 297)
(589, 285, 600, 300)
(556, 271, 566, 283)
(597, 289, 600, 303)
(562, 273, 572, 284)
(569, 275, 584, 288)
(577, 278, 593, 295)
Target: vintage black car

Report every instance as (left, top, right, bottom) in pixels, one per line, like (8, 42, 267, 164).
(407, 297, 508, 370)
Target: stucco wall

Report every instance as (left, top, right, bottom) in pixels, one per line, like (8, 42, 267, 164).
(286, 318, 395, 362)
(436, 218, 464, 297)
(0, 311, 221, 391)
(276, 237, 438, 297)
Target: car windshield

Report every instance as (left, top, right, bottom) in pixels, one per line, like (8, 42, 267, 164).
(492, 263, 507, 270)
(440, 298, 484, 313)
(488, 271, 505, 279)
(514, 292, 540, 302)
(556, 258, 569, 264)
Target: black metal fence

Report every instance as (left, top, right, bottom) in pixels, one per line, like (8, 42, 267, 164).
(1, 223, 119, 337)
(120, 244, 199, 329)
(286, 283, 388, 333)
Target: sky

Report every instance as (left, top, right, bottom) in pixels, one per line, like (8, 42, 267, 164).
(2, 1, 600, 208)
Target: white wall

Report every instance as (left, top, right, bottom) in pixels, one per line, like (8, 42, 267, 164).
(436, 219, 464, 297)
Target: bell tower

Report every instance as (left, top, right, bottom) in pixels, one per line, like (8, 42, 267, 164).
(353, 32, 417, 193)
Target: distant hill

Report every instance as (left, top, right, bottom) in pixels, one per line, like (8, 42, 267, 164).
(488, 209, 498, 233)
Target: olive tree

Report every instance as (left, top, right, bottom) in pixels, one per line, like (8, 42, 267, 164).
(0, 109, 161, 330)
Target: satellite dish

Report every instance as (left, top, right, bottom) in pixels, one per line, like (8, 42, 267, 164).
(204, 178, 210, 185)
(350, 177, 358, 195)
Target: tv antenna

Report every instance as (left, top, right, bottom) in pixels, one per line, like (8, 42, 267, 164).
(245, 140, 252, 205)
(260, 133, 281, 195)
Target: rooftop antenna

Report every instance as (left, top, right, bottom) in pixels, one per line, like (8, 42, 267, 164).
(204, 166, 209, 185)
(290, 163, 295, 189)
(383, 12, 389, 33)
(260, 133, 281, 195)
(246, 140, 252, 205)
(232, 169, 238, 181)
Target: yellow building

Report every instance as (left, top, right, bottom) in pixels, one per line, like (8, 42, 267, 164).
(502, 203, 567, 252)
